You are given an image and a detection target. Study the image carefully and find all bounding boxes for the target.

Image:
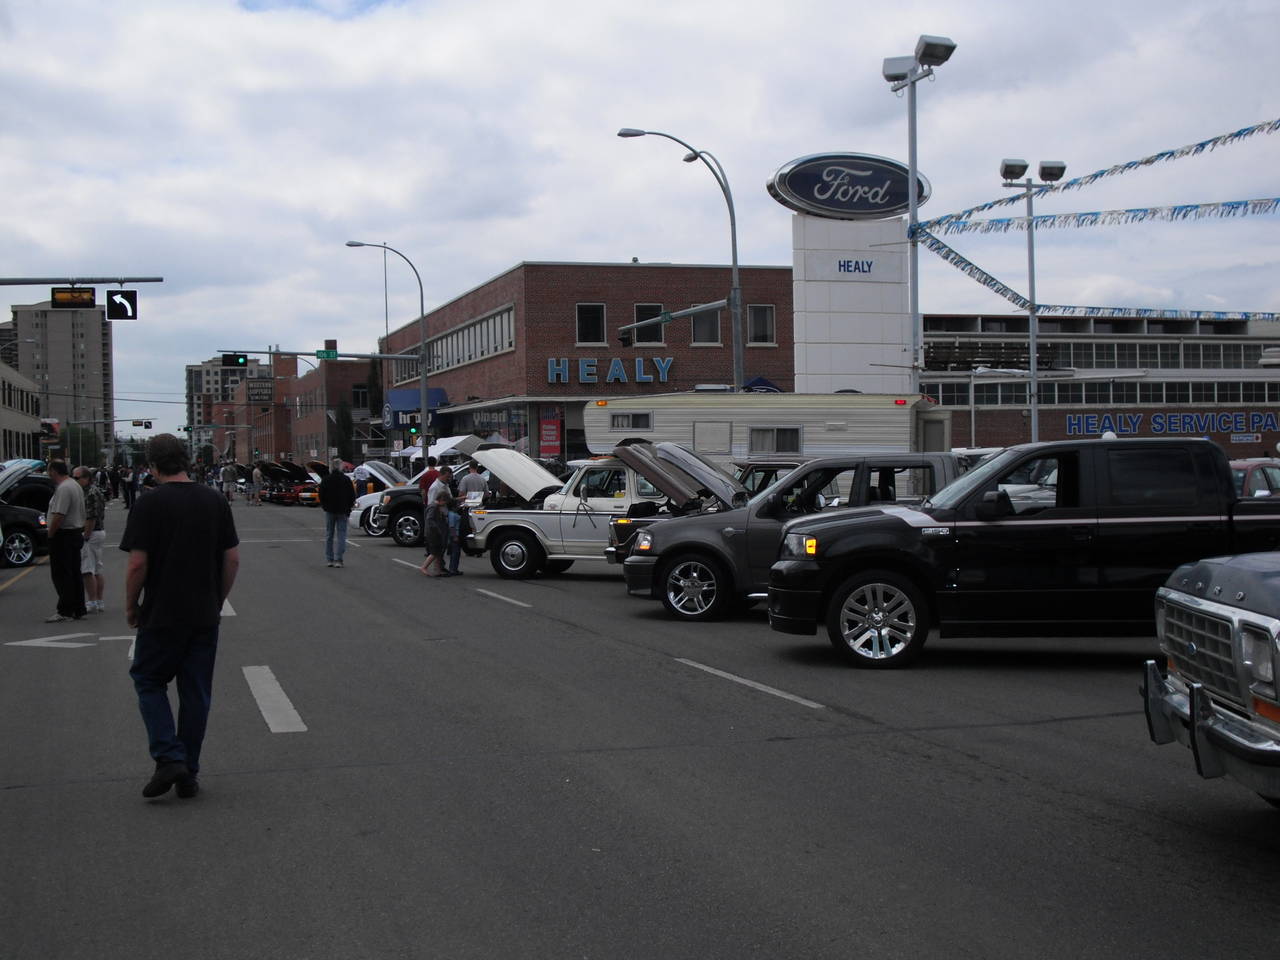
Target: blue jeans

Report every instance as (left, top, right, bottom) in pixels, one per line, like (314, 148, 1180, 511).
(325, 512, 349, 563)
(130, 624, 219, 773)
(448, 537, 461, 573)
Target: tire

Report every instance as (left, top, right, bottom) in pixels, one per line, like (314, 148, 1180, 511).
(391, 510, 423, 547)
(825, 569, 928, 668)
(361, 507, 388, 538)
(544, 559, 574, 574)
(2, 528, 36, 567)
(490, 532, 544, 579)
(660, 553, 731, 621)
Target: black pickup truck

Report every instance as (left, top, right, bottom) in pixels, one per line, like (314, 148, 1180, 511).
(768, 438, 1280, 668)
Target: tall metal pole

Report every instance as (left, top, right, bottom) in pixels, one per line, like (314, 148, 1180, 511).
(1023, 178, 1040, 443)
(906, 78, 922, 394)
(618, 129, 744, 391)
(347, 241, 427, 453)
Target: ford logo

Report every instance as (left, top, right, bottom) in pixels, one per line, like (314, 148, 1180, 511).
(767, 152, 930, 220)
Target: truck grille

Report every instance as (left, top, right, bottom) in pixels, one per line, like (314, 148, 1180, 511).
(1161, 599, 1244, 709)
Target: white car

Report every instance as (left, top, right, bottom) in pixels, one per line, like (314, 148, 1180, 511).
(348, 461, 422, 537)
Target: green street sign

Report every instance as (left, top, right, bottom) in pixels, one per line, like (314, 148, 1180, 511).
(315, 349, 338, 360)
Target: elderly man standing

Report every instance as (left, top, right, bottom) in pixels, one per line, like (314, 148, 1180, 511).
(318, 459, 356, 568)
(45, 460, 87, 623)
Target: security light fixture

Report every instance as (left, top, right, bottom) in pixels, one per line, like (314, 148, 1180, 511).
(1000, 158, 1029, 181)
(914, 35, 957, 67)
(882, 55, 914, 82)
(1038, 160, 1067, 182)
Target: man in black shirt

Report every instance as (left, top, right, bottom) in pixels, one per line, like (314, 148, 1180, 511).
(120, 434, 240, 800)
(318, 458, 356, 568)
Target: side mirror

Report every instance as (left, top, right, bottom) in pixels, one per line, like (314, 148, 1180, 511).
(975, 489, 1014, 520)
(815, 493, 827, 510)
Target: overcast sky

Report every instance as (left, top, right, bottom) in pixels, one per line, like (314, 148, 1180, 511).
(2, 0, 1277, 434)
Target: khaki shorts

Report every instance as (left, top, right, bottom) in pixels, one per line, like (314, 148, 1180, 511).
(80, 529, 106, 575)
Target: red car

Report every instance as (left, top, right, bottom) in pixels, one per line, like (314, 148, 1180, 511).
(1231, 458, 1280, 498)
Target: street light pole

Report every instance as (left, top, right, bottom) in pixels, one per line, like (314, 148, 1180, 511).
(618, 128, 744, 392)
(346, 240, 428, 452)
(884, 34, 957, 393)
(1001, 159, 1067, 443)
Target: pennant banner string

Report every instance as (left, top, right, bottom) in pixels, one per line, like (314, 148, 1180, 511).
(916, 228, 1280, 321)
(918, 117, 1280, 232)
(930, 197, 1280, 236)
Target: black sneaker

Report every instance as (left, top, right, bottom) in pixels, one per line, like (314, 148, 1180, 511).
(142, 761, 189, 798)
(175, 774, 200, 799)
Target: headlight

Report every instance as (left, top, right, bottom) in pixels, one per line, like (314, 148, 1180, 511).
(634, 530, 654, 552)
(1242, 625, 1277, 693)
(781, 532, 817, 558)
(380, 494, 391, 506)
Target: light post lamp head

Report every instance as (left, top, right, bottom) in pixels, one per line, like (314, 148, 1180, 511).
(616, 128, 646, 138)
(345, 240, 367, 247)
(1000, 158, 1029, 181)
(914, 34, 956, 66)
(882, 55, 914, 82)
(1038, 160, 1067, 183)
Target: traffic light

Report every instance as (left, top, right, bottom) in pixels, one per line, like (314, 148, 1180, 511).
(222, 353, 248, 367)
(408, 424, 419, 436)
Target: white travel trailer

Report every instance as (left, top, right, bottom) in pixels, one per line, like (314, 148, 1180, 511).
(582, 391, 950, 468)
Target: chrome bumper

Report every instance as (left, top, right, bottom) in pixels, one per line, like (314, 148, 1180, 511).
(1143, 660, 1280, 797)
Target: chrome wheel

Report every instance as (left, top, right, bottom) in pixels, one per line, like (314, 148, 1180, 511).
(392, 513, 421, 546)
(826, 571, 928, 668)
(490, 533, 543, 578)
(661, 555, 727, 620)
(2, 530, 35, 567)
(363, 507, 388, 537)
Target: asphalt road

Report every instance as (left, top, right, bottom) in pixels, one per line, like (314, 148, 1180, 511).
(3, 494, 1279, 960)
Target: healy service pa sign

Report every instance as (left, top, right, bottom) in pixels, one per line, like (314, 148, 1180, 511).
(767, 153, 929, 220)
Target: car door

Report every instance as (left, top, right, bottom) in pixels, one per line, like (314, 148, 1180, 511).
(559, 466, 629, 553)
(745, 464, 864, 590)
(935, 448, 1099, 635)
(1092, 443, 1229, 626)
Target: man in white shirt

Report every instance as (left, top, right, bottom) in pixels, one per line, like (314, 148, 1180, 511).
(45, 460, 87, 622)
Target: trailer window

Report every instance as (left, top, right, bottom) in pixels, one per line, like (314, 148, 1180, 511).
(749, 427, 800, 456)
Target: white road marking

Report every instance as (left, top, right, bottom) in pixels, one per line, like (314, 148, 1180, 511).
(242, 665, 308, 733)
(674, 658, 826, 711)
(221, 599, 236, 617)
(6, 632, 96, 648)
(474, 588, 532, 609)
(393, 558, 421, 571)
(344, 538, 361, 549)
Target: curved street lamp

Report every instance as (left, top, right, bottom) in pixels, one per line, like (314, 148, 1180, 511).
(346, 240, 429, 450)
(618, 128, 744, 392)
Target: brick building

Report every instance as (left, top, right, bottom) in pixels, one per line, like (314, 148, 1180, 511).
(381, 261, 792, 458)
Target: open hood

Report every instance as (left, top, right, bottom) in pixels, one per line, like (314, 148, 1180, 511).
(305, 459, 330, 478)
(360, 461, 409, 487)
(256, 461, 291, 483)
(470, 444, 562, 503)
(276, 461, 312, 483)
(613, 439, 748, 510)
(0, 458, 44, 500)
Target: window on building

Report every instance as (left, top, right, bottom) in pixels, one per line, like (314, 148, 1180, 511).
(1159, 344, 1180, 369)
(1094, 343, 1116, 368)
(1182, 344, 1201, 368)
(748, 305, 776, 345)
(1057, 382, 1084, 404)
(1201, 344, 1222, 369)
(1242, 381, 1267, 402)
(1222, 344, 1243, 368)
(1166, 382, 1190, 403)
(1138, 344, 1159, 368)
(974, 383, 999, 405)
(633, 304, 664, 344)
(691, 309, 720, 345)
(576, 304, 605, 345)
(748, 426, 801, 455)
(1073, 343, 1095, 368)
(1244, 345, 1263, 368)
(999, 383, 1027, 404)
(1038, 382, 1056, 404)
(1216, 381, 1241, 403)
(1084, 382, 1110, 404)
(1116, 343, 1137, 367)
(352, 384, 369, 409)
(1113, 382, 1138, 404)
(1191, 382, 1215, 403)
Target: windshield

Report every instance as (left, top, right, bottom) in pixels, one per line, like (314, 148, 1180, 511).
(926, 448, 1024, 510)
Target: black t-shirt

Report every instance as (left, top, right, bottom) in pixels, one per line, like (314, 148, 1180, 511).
(119, 480, 239, 629)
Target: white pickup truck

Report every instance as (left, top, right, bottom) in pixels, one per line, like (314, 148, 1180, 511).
(464, 441, 745, 578)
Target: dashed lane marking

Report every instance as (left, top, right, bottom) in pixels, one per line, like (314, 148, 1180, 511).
(221, 599, 236, 617)
(674, 658, 826, 711)
(474, 588, 532, 609)
(242, 665, 308, 733)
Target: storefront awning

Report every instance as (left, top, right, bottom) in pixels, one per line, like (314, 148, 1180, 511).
(387, 387, 449, 412)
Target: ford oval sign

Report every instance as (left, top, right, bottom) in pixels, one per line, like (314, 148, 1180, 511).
(767, 153, 929, 220)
